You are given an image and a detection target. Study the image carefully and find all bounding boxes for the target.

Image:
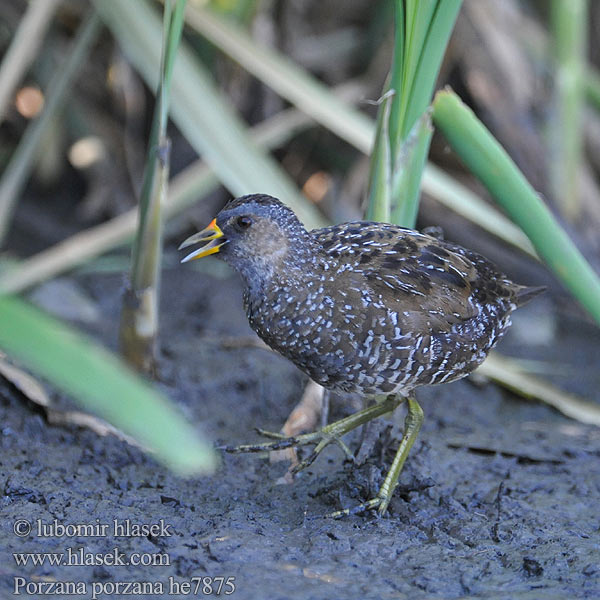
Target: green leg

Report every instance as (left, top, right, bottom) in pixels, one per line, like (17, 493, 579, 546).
(221, 394, 403, 473)
(331, 394, 424, 518)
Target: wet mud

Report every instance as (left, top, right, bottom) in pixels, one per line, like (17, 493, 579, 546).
(1, 257, 599, 599)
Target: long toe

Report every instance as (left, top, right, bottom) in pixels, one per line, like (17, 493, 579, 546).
(329, 497, 384, 519)
(219, 438, 300, 453)
(220, 428, 325, 454)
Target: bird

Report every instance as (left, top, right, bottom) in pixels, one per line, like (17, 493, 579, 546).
(179, 193, 544, 516)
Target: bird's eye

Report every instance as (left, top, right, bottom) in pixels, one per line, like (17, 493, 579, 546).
(236, 216, 252, 230)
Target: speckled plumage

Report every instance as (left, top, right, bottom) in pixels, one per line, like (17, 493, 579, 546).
(204, 194, 541, 398)
(180, 193, 544, 515)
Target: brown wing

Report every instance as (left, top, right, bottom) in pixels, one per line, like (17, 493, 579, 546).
(314, 222, 515, 335)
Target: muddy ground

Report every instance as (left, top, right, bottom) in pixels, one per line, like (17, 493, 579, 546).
(1, 238, 600, 599)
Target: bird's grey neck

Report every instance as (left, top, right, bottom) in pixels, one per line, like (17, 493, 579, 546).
(235, 236, 319, 300)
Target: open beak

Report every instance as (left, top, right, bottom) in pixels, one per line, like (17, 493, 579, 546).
(179, 218, 226, 263)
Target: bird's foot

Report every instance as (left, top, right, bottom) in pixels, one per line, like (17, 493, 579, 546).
(219, 420, 356, 474)
(220, 395, 405, 476)
(329, 395, 424, 519)
(329, 494, 391, 519)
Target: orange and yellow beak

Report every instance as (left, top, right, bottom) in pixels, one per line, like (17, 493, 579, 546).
(179, 218, 226, 263)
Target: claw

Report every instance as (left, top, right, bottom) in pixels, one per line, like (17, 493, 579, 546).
(290, 449, 320, 475)
(329, 496, 387, 519)
(255, 428, 288, 440)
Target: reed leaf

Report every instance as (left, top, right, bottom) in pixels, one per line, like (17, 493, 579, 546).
(0, 296, 217, 475)
(479, 353, 600, 427)
(390, 109, 433, 226)
(120, 0, 186, 374)
(550, 0, 588, 221)
(183, 4, 374, 155)
(369, 0, 462, 227)
(365, 93, 393, 223)
(432, 89, 600, 325)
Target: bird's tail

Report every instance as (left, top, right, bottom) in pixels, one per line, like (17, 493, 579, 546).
(515, 285, 547, 307)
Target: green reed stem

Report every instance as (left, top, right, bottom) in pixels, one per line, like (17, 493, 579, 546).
(550, 0, 588, 222)
(433, 89, 600, 325)
(367, 0, 462, 227)
(119, 0, 186, 374)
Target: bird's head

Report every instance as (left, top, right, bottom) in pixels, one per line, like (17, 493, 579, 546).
(179, 194, 312, 285)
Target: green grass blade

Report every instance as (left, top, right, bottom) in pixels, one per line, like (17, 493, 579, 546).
(0, 296, 217, 475)
(390, 109, 433, 227)
(387, 1, 405, 160)
(432, 89, 600, 324)
(0, 11, 101, 245)
(121, 0, 186, 373)
(402, 0, 462, 138)
(162, 0, 187, 95)
(366, 95, 392, 222)
(550, 0, 588, 221)
(94, 0, 324, 229)
(394, 0, 438, 142)
(370, 0, 461, 226)
(388, 0, 461, 152)
(135, 0, 184, 271)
